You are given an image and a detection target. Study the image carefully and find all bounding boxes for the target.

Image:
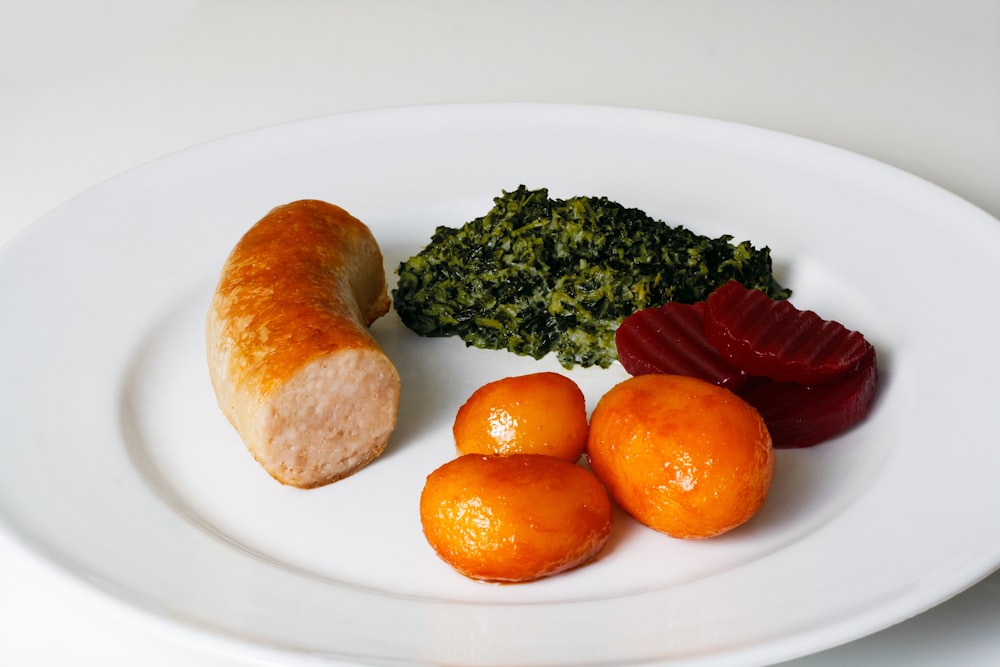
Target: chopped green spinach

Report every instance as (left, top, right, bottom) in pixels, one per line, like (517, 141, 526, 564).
(392, 186, 790, 368)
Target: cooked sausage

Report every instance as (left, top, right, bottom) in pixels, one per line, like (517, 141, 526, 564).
(206, 200, 400, 488)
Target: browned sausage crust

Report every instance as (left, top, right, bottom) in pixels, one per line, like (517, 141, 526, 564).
(206, 200, 400, 488)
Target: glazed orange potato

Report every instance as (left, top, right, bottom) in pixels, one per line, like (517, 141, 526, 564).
(453, 372, 588, 462)
(587, 374, 774, 539)
(420, 453, 613, 582)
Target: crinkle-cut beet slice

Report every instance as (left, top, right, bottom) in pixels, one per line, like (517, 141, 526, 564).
(616, 301, 747, 389)
(704, 280, 871, 385)
(737, 345, 878, 448)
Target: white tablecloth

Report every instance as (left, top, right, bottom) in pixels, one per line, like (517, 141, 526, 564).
(2, 2, 999, 665)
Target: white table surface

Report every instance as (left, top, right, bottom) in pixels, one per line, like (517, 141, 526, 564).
(2, 1, 999, 665)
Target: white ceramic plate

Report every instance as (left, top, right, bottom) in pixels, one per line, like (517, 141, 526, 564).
(1, 104, 999, 667)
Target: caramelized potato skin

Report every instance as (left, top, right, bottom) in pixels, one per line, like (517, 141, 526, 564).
(420, 454, 613, 582)
(453, 372, 588, 462)
(587, 374, 773, 539)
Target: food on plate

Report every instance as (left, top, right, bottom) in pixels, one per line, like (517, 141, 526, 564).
(393, 185, 789, 369)
(704, 279, 871, 384)
(615, 300, 748, 389)
(453, 372, 588, 462)
(587, 374, 774, 539)
(615, 280, 879, 448)
(419, 453, 613, 582)
(206, 199, 400, 488)
(736, 346, 879, 449)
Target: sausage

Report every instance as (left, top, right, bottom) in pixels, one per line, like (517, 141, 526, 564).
(206, 200, 401, 488)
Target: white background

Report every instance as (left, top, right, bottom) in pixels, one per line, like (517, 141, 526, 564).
(1, 1, 998, 665)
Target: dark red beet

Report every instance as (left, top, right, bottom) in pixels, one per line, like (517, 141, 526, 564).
(704, 280, 870, 385)
(737, 345, 879, 448)
(615, 301, 747, 389)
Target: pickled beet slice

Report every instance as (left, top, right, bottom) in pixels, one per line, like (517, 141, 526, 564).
(737, 345, 878, 448)
(615, 301, 747, 389)
(705, 280, 870, 385)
